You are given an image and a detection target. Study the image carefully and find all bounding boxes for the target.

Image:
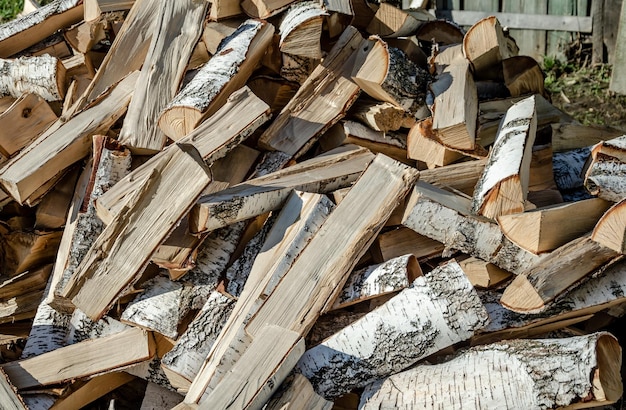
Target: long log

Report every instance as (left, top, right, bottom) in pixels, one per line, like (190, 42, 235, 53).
(360, 333, 622, 409)
(296, 260, 488, 399)
(0, 55, 65, 101)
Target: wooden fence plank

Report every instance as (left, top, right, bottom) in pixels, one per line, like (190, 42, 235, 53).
(433, 10, 592, 32)
(502, 1, 547, 61)
(610, 0, 626, 93)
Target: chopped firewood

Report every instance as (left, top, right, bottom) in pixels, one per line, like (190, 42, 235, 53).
(407, 118, 465, 167)
(278, 1, 327, 59)
(0, 55, 66, 101)
(265, 373, 333, 410)
(207, 0, 242, 21)
(430, 59, 478, 150)
(2, 327, 154, 390)
(551, 123, 624, 152)
(190, 146, 373, 233)
(420, 158, 486, 195)
(360, 333, 622, 410)
(50, 372, 135, 410)
(416, 19, 464, 45)
(247, 75, 299, 114)
(385, 37, 428, 68)
(584, 135, 626, 202)
(501, 235, 620, 314)
(553, 146, 590, 192)
(371, 226, 444, 263)
(201, 19, 243, 55)
(350, 99, 412, 132)
(0, 71, 137, 204)
(2, 230, 61, 276)
(158, 20, 274, 141)
(0, 0, 83, 58)
(259, 26, 363, 157)
(0, 288, 44, 324)
(352, 35, 430, 116)
(498, 198, 612, 254)
(296, 260, 488, 399)
(0, 368, 25, 409)
(528, 143, 556, 191)
(84, 0, 135, 22)
(118, 0, 208, 154)
(64, 19, 106, 54)
(366, 4, 434, 38)
(61, 144, 211, 321)
(503, 56, 546, 97)
(139, 383, 183, 410)
(402, 181, 543, 274)
(185, 155, 419, 404)
(35, 167, 79, 229)
(330, 254, 421, 310)
(0, 94, 57, 158)
(457, 256, 511, 288)
(462, 16, 517, 73)
(241, 0, 298, 19)
(592, 198, 626, 253)
(279, 52, 319, 84)
(472, 95, 537, 219)
(0, 265, 50, 300)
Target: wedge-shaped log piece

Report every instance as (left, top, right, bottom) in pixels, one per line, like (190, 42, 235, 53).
(118, 0, 208, 154)
(140, 383, 183, 410)
(503, 56, 546, 97)
(458, 256, 511, 288)
(472, 95, 537, 219)
(259, 26, 363, 157)
(498, 198, 612, 254)
(199, 325, 304, 409)
(0, 94, 56, 158)
(0, 368, 26, 409)
(462, 16, 516, 73)
(0, 265, 50, 300)
(0, 288, 44, 324)
(35, 167, 79, 229)
(297, 260, 488, 399)
(553, 146, 590, 192)
(430, 59, 478, 150)
(584, 135, 626, 202)
(0, 71, 137, 204)
(402, 181, 543, 274)
(416, 19, 464, 45)
(371, 226, 444, 263)
(501, 235, 620, 314)
(241, 0, 298, 19)
(593, 198, 626, 253)
(407, 117, 465, 166)
(352, 35, 430, 115)
(207, 0, 242, 21)
(366, 3, 434, 38)
(61, 144, 211, 321)
(51, 372, 136, 410)
(84, 0, 135, 22)
(190, 145, 374, 233)
(360, 333, 623, 410)
(420, 158, 486, 195)
(0, 0, 83, 58)
(2, 230, 61, 276)
(0, 55, 65, 101)
(265, 373, 332, 410)
(330, 254, 421, 310)
(2, 327, 154, 390)
(350, 99, 412, 132)
(185, 156, 419, 404)
(159, 20, 274, 141)
(279, 1, 327, 59)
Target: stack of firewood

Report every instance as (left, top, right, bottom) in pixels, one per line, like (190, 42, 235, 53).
(0, 0, 624, 408)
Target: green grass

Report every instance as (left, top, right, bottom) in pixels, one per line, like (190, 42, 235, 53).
(0, 0, 23, 23)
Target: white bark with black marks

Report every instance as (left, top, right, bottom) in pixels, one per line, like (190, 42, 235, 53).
(0, 55, 65, 101)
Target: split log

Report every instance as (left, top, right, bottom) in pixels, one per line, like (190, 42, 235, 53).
(0, 0, 83, 58)
(34, 167, 79, 229)
(416, 19, 464, 45)
(402, 181, 543, 274)
(528, 143, 556, 192)
(241, 0, 298, 19)
(551, 123, 624, 152)
(185, 155, 419, 404)
(0, 71, 137, 204)
(0, 55, 66, 101)
(498, 198, 612, 254)
(0, 265, 50, 300)
(472, 95, 537, 219)
(296, 260, 488, 399)
(330, 254, 421, 310)
(202, 19, 244, 55)
(50, 372, 135, 410)
(84, 0, 135, 22)
(366, 4, 434, 38)
(2, 327, 154, 390)
(503, 56, 546, 97)
(584, 135, 626, 202)
(457, 256, 511, 288)
(360, 333, 622, 410)
(352, 35, 430, 116)
(371, 226, 444, 263)
(420, 158, 486, 196)
(462, 16, 517, 73)
(350, 98, 412, 132)
(0, 368, 25, 409)
(61, 144, 211, 321)
(279, 52, 319, 84)
(501, 235, 620, 313)
(0, 93, 56, 158)
(190, 145, 374, 234)
(140, 383, 183, 410)
(592, 197, 626, 253)
(406, 118, 465, 167)
(118, 0, 208, 154)
(259, 26, 363, 157)
(279, 1, 327, 59)
(2, 230, 61, 276)
(207, 0, 242, 21)
(553, 146, 590, 192)
(158, 20, 274, 141)
(265, 373, 332, 410)
(0, 289, 44, 324)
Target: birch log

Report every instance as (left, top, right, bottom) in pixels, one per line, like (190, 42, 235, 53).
(462, 16, 516, 73)
(593, 197, 626, 253)
(0, 71, 138, 204)
(158, 20, 274, 141)
(585, 135, 626, 202)
(258, 26, 363, 157)
(61, 144, 211, 321)
(402, 181, 543, 274)
(190, 145, 374, 233)
(265, 374, 333, 410)
(118, 0, 208, 154)
(296, 260, 488, 399)
(0, 55, 65, 101)
(472, 95, 537, 219)
(279, 1, 327, 59)
(360, 333, 622, 410)
(553, 146, 591, 192)
(0, 0, 83, 58)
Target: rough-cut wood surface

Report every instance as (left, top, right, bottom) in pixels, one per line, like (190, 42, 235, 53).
(585, 136, 626, 202)
(118, 0, 208, 154)
(0, 55, 65, 101)
(296, 261, 488, 399)
(462, 15, 516, 73)
(279, 1, 327, 58)
(458, 256, 512, 288)
(0, 368, 26, 409)
(593, 198, 626, 253)
(265, 373, 333, 410)
(241, 0, 298, 19)
(360, 333, 622, 409)
(84, 0, 135, 22)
